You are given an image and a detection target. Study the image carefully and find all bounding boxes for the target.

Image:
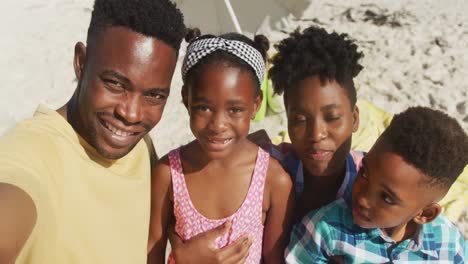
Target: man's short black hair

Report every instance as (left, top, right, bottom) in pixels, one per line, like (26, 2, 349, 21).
(269, 26, 363, 107)
(381, 107, 468, 188)
(87, 0, 186, 51)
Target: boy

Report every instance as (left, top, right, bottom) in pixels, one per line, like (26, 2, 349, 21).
(286, 107, 467, 263)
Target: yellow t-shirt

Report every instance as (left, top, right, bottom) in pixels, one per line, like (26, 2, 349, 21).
(0, 105, 155, 264)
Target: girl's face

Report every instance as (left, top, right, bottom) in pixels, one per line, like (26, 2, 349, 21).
(286, 76, 359, 177)
(185, 64, 261, 159)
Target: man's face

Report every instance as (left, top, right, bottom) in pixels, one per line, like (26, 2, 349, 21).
(286, 76, 358, 177)
(351, 140, 439, 231)
(73, 26, 177, 159)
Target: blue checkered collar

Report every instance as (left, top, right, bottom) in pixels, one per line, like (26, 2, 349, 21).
(351, 214, 439, 258)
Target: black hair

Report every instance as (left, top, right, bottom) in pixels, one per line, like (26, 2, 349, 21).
(183, 28, 270, 96)
(381, 107, 468, 188)
(87, 0, 186, 51)
(269, 26, 363, 107)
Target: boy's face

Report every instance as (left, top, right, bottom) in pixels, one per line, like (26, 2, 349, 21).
(351, 140, 442, 231)
(73, 26, 177, 159)
(186, 65, 261, 159)
(286, 76, 358, 177)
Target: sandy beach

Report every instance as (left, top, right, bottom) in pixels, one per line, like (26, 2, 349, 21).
(1, 0, 466, 236)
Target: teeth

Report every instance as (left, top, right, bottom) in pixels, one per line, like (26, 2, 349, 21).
(105, 122, 133, 137)
(209, 138, 231, 144)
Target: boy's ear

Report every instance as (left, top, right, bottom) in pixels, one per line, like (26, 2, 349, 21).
(251, 94, 263, 120)
(74, 42, 87, 81)
(413, 203, 441, 225)
(352, 104, 359, 132)
(181, 84, 189, 110)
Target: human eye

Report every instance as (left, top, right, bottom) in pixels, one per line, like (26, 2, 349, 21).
(194, 105, 211, 112)
(102, 78, 125, 93)
(325, 112, 341, 122)
(293, 114, 307, 124)
(145, 91, 166, 105)
(229, 107, 244, 114)
(382, 193, 396, 205)
(359, 170, 369, 181)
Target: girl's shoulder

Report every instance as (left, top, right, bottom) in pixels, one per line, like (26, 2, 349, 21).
(265, 152, 293, 191)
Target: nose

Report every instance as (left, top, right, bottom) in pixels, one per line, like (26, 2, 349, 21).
(209, 111, 228, 133)
(115, 94, 143, 125)
(307, 118, 328, 142)
(356, 192, 371, 210)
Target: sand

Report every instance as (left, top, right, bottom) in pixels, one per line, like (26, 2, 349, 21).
(1, 0, 466, 236)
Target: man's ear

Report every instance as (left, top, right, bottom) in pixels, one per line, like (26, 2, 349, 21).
(413, 203, 441, 225)
(181, 84, 189, 111)
(251, 94, 263, 120)
(352, 104, 359, 132)
(74, 42, 87, 81)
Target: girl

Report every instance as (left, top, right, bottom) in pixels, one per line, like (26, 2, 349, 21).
(147, 30, 295, 264)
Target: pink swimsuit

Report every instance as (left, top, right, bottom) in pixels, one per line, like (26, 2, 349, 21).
(167, 147, 269, 264)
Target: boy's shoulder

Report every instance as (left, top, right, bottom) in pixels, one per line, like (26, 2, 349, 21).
(302, 199, 355, 234)
(423, 214, 465, 244)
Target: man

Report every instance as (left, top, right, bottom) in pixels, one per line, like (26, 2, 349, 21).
(0, 0, 185, 263)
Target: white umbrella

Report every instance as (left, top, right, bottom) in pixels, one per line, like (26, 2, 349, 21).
(173, 0, 310, 35)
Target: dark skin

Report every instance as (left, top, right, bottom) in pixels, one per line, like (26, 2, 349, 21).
(0, 26, 177, 263)
(286, 76, 359, 219)
(148, 64, 295, 263)
(169, 75, 360, 262)
(352, 138, 443, 242)
(58, 26, 177, 160)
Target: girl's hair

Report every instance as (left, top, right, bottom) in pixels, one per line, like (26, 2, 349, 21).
(183, 28, 269, 97)
(269, 26, 363, 107)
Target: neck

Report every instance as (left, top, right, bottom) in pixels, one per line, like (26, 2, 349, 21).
(303, 163, 346, 191)
(382, 220, 417, 243)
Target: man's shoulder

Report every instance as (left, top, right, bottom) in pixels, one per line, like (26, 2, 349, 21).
(0, 117, 58, 153)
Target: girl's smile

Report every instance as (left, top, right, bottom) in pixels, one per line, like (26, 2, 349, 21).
(185, 64, 261, 159)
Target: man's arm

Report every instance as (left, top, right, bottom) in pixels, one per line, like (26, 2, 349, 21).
(147, 157, 173, 263)
(0, 183, 37, 264)
(262, 159, 295, 264)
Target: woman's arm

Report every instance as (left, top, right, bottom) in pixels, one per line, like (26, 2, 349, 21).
(262, 159, 295, 264)
(147, 156, 173, 263)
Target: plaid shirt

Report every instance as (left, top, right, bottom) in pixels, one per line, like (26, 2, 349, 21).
(285, 199, 466, 263)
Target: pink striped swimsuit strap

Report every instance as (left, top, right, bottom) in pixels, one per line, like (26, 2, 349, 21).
(168, 148, 189, 209)
(242, 147, 269, 218)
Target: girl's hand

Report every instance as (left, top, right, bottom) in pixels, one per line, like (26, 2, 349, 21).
(169, 221, 252, 264)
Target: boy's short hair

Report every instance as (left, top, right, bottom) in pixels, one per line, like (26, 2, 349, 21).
(87, 0, 186, 51)
(381, 107, 468, 188)
(269, 26, 363, 107)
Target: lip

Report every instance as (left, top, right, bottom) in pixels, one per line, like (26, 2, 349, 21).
(305, 149, 333, 161)
(203, 136, 234, 151)
(98, 117, 142, 148)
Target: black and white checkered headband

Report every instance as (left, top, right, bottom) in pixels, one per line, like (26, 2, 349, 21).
(182, 37, 266, 85)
